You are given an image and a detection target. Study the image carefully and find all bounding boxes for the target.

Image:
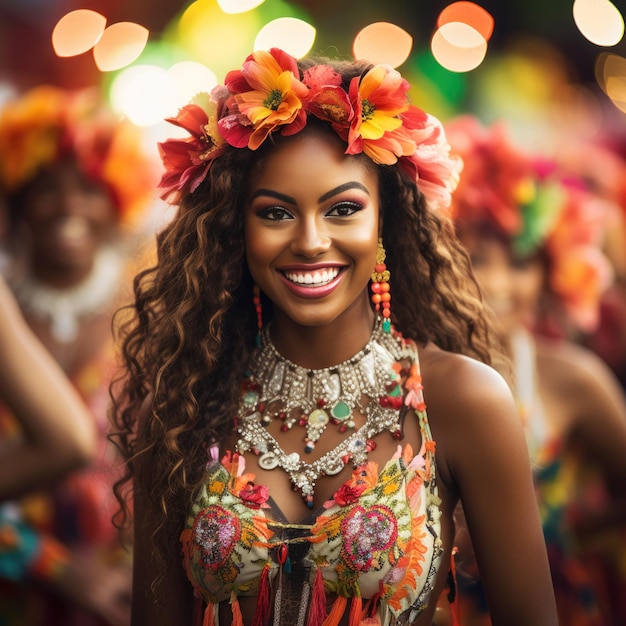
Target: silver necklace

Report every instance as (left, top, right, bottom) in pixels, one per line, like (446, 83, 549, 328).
(236, 319, 416, 507)
(10, 246, 123, 343)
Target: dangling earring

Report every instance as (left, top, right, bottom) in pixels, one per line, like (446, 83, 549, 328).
(370, 238, 391, 333)
(253, 284, 263, 346)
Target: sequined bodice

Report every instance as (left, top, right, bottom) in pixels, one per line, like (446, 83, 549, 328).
(181, 335, 443, 626)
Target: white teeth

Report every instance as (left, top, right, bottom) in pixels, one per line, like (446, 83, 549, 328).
(285, 267, 340, 286)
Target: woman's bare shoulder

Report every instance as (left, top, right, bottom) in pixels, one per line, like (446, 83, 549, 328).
(418, 343, 515, 418)
(418, 343, 524, 485)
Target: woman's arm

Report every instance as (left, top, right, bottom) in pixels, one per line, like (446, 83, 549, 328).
(428, 355, 558, 626)
(0, 274, 95, 501)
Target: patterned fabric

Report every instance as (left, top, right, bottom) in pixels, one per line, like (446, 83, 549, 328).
(182, 358, 442, 626)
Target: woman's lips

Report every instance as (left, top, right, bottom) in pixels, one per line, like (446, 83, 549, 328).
(278, 265, 345, 299)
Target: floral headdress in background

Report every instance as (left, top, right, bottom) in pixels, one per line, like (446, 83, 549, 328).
(445, 115, 614, 333)
(0, 85, 158, 225)
(157, 47, 463, 211)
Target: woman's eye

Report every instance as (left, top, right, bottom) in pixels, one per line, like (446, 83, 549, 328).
(326, 201, 362, 217)
(258, 207, 293, 221)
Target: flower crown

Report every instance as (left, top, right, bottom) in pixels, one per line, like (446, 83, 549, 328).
(158, 48, 462, 210)
(445, 115, 614, 332)
(0, 85, 158, 224)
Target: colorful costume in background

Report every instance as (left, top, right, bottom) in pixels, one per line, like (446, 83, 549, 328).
(445, 116, 624, 626)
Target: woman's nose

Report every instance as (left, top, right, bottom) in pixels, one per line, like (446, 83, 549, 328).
(289, 216, 331, 258)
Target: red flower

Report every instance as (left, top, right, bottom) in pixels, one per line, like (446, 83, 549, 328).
(237, 482, 269, 509)
(333, 482, 368, 507)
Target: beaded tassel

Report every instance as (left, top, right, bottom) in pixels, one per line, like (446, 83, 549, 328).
(370, 238, 391, 333)
(253, 284, 263, 347)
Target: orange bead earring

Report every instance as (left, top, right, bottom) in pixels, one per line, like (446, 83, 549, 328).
(370, 238, 391, 333)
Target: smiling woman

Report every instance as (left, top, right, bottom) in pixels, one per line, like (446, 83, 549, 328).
(110, 48, 559, 626)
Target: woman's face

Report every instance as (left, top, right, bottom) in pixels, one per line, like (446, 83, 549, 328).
(244, 130, 380, 331)
(19, 158, 117, 285)
(462, 229, 545, 336)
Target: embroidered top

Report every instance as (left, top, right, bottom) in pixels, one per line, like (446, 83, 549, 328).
(181, 341, 443, 626)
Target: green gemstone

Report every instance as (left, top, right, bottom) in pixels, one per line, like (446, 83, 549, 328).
(389, 384, 402, 397)
(330, 401, 351, 421)
(382, 318, 391, 333)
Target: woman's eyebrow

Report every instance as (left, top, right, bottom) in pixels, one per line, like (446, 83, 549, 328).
(318, 182, 370, 203)
(248, 189, 296, 204)
(249, 181, 370, 205)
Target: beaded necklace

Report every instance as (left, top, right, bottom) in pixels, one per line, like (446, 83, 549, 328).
(235, 319, 416, 507)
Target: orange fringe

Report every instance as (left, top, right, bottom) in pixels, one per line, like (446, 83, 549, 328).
(230, 590, 244, 626)
(348, 595, 363, 626)
(202, 602, 214, 626)
(321, 596, 348, 626)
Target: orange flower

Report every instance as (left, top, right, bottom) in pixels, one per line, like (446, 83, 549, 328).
(221, 48, 308, 150)
(347, 65, 410, 163)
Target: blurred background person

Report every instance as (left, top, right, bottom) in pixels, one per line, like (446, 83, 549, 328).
(0, 84, 158, 626)
(0, 270, 95, 501)
(444, 115, 626, 626)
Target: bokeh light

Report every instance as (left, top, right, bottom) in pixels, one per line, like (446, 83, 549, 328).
(352, 22, 413, 68)
(596, 52, 626, 113)
(52, 9, 107, 57)
(93, 22, 149, 72)
(176, 0, 263, 80)
(253, 17, 316, 57)
(573, 0, 624, 47)
(167, 61, 218, 108)
(437, 2, 494, 41)
(431, 23, 487, 72)
(217, 0, 265, 13)
(110, 64, 176, 126)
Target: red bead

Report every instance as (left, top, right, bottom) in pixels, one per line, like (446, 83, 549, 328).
(392, 429, 404, 440)
(366, 440, 377, 451)
(379, 396, 391, 408)
(382, 309, 391, 318)
(375, 263, 386, 273)
(391, 396, 404, 410)
(381, 293, 391, 302)
(370, 282, 382, 293)
(277, 544, 288, 564)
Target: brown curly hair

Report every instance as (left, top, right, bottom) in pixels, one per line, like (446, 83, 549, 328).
(109, 56, 500, 594)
